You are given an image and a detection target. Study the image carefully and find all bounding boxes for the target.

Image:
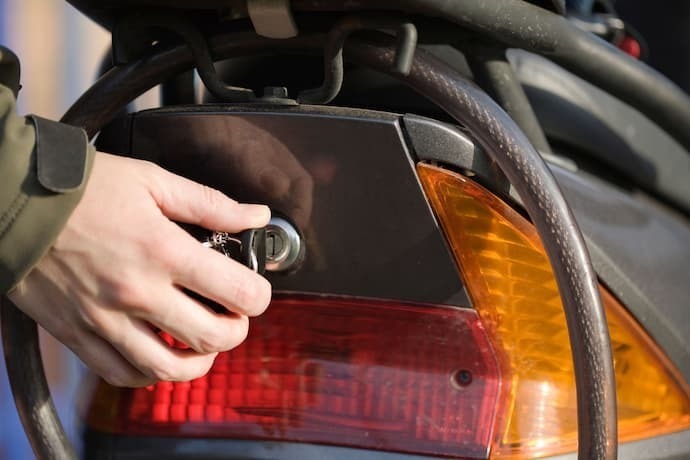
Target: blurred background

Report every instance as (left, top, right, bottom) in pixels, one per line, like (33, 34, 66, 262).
(0, 0, 109, 118)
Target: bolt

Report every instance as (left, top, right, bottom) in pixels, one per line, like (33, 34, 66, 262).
(263, 86, 289, 99)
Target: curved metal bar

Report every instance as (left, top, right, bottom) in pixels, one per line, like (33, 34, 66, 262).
(6, 29, 614, 460)
(297, 16, 418, 104)
(62, 32, 321, 135)
(1, 297, 77, 460)
(114, 13, 255, 102)
(288, 0, 690, 153)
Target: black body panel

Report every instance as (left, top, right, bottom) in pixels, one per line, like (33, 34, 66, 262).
(509, 50, 690, 213)
(553, 165, 690, 382)
(98, 105, 469, 306)
(83, 432, 446, 460)
(83, 428, 690, 460)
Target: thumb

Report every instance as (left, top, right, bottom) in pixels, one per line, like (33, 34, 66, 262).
(149, 167, 270, 232)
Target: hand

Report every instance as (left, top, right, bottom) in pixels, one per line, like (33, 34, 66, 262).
(8, 152, 272, 387)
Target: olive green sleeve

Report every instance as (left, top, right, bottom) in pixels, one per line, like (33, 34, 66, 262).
(0, 46, 94, 293)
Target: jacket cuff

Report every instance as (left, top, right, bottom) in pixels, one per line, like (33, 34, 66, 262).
(0, 116, 94, 293)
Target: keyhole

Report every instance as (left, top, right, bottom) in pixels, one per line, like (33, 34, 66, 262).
(267, 233, 277, 258)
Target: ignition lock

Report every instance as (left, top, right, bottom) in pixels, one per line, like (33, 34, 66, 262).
(265, 216, 303, 272)
(201, 216, 302, 274)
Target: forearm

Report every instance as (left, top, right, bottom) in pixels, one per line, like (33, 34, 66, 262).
(0, 47, 94, 293)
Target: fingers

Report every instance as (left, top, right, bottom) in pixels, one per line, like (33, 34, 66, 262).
(140, 285, 250, 354)
(69, 329, 156, 388)
(102, 317, 219, 382)
(10, 281, 155, 388)
(149, 166, 270, 232)
(171, 231, 272, 317)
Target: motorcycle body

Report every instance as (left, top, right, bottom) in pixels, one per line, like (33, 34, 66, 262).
(7, 1, 690, 459)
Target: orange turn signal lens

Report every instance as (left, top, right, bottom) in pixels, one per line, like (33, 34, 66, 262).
(417, 163, 690, 458)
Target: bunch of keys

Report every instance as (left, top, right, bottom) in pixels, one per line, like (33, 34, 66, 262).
(202, 228, 267, 274)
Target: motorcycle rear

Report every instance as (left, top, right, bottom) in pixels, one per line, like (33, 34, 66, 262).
(4, 1, 690, 459)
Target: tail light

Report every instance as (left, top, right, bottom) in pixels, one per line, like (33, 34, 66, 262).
(417, 163, 690, 458)
(86, 297, 501, 458)
(84, 162, 690, 459)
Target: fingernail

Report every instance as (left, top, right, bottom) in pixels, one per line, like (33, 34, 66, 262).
(247, 204, 271, 223)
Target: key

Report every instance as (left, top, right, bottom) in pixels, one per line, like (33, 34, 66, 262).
(202, 228, 267, 274)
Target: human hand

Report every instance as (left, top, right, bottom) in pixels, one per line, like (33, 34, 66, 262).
(8, 152, 271, 387)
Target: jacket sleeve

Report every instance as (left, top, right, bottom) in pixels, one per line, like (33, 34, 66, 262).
(0, 46, 94, 293)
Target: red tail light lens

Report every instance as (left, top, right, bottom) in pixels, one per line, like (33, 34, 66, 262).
(85, 296, 500, 458)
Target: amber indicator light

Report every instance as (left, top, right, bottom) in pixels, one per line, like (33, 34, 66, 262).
(417, 163, 690, 458)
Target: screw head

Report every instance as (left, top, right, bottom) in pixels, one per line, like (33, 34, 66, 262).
(451, 369, 473, 388)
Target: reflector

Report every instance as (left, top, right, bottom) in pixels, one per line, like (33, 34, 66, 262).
(417, 163, 690, 458)
(86, 297, 501, 458)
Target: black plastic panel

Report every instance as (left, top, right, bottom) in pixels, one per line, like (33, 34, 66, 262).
(83, 432, 445, 460)
(402, 114, 510, 195)
(83, 428, 690, 460)
(508, 50, 690, 214)
(98, 105, 469, 306)
(551, 164, 690, 382)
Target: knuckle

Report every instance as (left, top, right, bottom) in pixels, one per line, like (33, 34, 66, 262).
(101, 367, 133, 388)
(156, 239, 184, 273)
(101, 371, 125, 387)
(78, 306, 108, 333)
(246, 277, 272, 316)
(148, 355, 177, 382)
(227, 316, 249, 349)
(229, 275, 271, 316)
(196, 354, 217, 378)
(256, 278, 272, 313)
(131, 300, 157, 320)
(149, 354, 215, 383)
(142, 226, 183, 270)
(197, 317, 249, 353)
(139, 159, 161, 177)
(135, 160, 163, 187)
(201, 185, 225, 214)
(197, 328, 230, 354)
(154, 229, 196, 280)
(107, 274, 148, 308)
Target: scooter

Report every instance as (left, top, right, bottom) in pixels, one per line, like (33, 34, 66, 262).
(3, 1, 690, 459)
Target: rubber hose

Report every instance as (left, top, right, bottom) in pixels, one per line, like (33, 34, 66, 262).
(5, 32, 613, 460)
